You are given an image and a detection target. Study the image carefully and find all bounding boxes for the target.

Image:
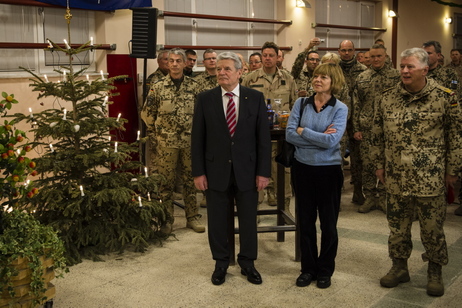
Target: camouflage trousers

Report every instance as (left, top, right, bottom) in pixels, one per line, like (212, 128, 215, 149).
(153, 146, 199, 222)
(347, 123, 362, 186)
(360, 132, 385, 198)
(386, 193, 448, 265)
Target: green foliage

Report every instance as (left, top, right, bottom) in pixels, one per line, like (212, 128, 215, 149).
(0, 92, 39, 209)
(11, 39, 168, 265)
(0, 209, 68, 306)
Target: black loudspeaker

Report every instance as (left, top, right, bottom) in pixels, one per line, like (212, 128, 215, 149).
(130, 7, 158, 59)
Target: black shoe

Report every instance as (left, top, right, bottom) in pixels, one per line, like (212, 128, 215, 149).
(240, 266, 262, 284)
(317, 276, 331, 289)
(211, 267, 227, 285)
(296, 273, 315, 287)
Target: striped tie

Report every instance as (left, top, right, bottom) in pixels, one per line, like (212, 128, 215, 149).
(225, 92, 236, 137)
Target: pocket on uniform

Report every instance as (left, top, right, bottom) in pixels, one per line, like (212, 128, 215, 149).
(159, 100, 173, 113)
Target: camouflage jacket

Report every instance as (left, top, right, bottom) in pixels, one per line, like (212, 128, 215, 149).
(146, 68, 168, 93)
(194, 71, 218, 94)
(340, 59, 367, 99)
(141, 75, 200, 149)
(241, 67, 297, 111)
(291, 49, 309, 80)
(427, 65, 460, 99)
(352, 65, 400, 132)
(370, 78, 462, 197)
(446, 62, 462, 79)
(295, 68, 313, 92)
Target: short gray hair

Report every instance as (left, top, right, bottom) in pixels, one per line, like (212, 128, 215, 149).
(400, 48, 429, 68)
(370, 44, 387, 53)
(168, 48, 186, 62)
(217, 52, 242, 70)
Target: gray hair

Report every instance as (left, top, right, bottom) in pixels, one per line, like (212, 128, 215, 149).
(370, 44, 387, 53)
(422, 40, 442, 54)
(157, 49, 169, 58)
(168, 48, 186, 62)
(400, 48, 429, 68)
(217, 52, 242, 70)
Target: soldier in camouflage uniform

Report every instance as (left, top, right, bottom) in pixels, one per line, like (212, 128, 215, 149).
(141, 48, 205, 233)
(353, 44, 400, 214)
(446, 48, 462, 79)
(146, 50, 169, 93)
(338, 40, 368, 205)
(292, 51, 320, 97)
(277, 50, 291, 75)
(370, 48, 462, 297)
(242, 41, 297, 211)
(194, 49, 218, 94)
(184, 49, 198, 77)
(423, 41, 461, 97)
(290, 37, 321, 84)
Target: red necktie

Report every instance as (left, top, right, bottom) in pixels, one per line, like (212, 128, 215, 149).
(225, 92, 236, 137)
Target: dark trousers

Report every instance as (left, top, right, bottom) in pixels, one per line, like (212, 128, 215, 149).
(292, 159, 343, 277)
(206, 169, 258, 269)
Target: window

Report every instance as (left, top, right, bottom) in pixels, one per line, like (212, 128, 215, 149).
(0, 4, 95, 77)
(164, 0, 275, 64)
(315, 0, 376, 51)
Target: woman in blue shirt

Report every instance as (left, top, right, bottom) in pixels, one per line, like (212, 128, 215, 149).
(286, 63, 348, 289)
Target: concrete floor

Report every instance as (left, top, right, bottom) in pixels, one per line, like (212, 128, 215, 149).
(52, 168, 462, 308)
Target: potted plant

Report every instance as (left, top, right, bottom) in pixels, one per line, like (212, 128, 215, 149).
(0, 92, 67, 307)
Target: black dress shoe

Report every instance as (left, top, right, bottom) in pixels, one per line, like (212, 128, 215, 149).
(296, 273, 315, 287)
(211, 267, 227, 285)
(240, 266, 262, 284)
(317, 276, 331, 289)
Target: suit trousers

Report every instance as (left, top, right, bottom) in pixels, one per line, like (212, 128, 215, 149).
(292, 159, 343, 278)
(205, 168, 258, 269)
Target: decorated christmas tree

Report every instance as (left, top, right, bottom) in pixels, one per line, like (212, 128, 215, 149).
(10, 6, 167, 265)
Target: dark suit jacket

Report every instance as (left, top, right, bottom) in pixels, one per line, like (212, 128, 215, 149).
(191, 85, 271, 192)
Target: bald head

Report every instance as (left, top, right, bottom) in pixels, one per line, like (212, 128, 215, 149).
(338, 40, 355, 61)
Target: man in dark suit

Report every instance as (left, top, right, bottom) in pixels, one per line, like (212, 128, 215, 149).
(191, 52, 271, 286)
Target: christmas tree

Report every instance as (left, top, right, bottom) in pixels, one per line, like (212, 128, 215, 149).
(10, 6, 168, 265)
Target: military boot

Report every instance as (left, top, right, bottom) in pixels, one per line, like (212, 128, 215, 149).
(187, 216, 205, 233)
(358, 196, 375, 213)
(352, 184, 365, 205)
(427, 261, 444, 296)
(380, 258, 410, 288)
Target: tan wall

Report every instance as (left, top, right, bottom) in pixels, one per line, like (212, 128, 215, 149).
(2, 0, 462, 126)
(395, 0, 462, 65)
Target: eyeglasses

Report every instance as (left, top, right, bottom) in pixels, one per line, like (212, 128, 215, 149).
(339, 49, 354, 53)
(249, 61, 261, 64)
(307, 58, 320, 62)
(204, 57, 217, 61)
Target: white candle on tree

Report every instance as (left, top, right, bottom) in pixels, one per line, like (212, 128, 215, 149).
(63, 39, 71, 49)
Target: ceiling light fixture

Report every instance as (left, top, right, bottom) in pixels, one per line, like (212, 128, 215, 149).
(296, 0, 311, 8)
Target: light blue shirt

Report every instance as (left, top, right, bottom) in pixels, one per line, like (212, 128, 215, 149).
(286, 95, 348, 166)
